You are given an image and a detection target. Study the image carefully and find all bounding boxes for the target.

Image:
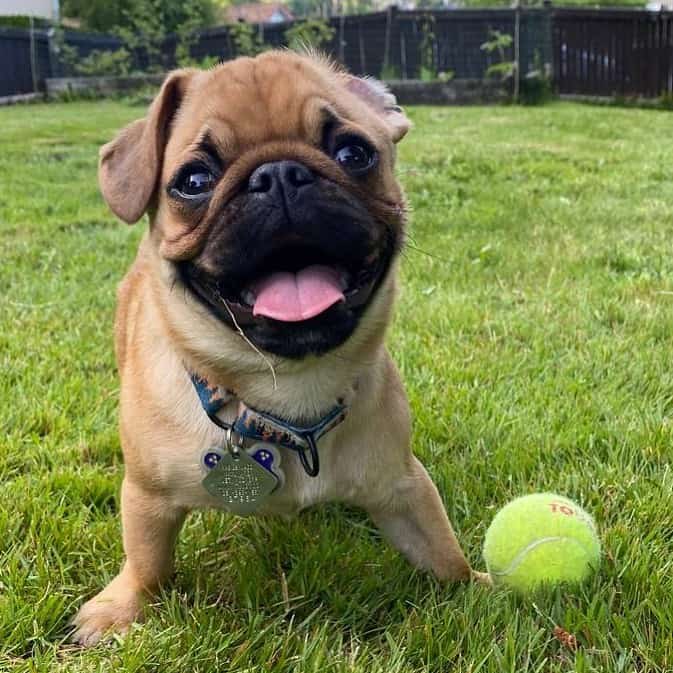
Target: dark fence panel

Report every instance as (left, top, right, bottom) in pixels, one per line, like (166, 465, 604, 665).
(54, 30, 126, 76)
(0, 27, 127, 94)
(164, 8, 673, 97)
(553, 8, 673, 97)
(62, 31, 124, 58)
(521, 8, 553, 75)
(183, 9, 540, 80)
(326, 11, 391, 76)
(3, 9, 673, 100)
(185, 10, 399, 77)
(398, 10, 514, 80)
(0, 27, 50, 96)
(181, 9, 555, 81)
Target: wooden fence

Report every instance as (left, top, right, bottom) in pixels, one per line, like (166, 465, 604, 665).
(1, 8, 672, 101)
(553, 8, 673, 98)
(0, 27, 124, 98)
(0, 28, 50, 97)
(185, 8, 551, 81)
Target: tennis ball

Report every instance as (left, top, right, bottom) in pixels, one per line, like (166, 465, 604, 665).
(483, 493, 600, 592)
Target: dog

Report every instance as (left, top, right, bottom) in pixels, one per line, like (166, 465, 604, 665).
(71, 51, 485, 646)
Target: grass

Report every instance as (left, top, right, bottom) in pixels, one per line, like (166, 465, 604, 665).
(1, 99, 672, 672)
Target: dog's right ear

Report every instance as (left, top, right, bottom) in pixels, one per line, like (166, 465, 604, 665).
(343, 75, 411, 144)
(99, 69, 196, 224)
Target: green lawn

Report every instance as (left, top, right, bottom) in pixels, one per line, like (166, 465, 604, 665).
(1, 99, 672, 672)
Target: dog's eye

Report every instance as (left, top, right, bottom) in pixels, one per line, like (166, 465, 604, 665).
(172, 165, 216, 200)
(333, 141, 376, 176)
(179, 170, 214, 196)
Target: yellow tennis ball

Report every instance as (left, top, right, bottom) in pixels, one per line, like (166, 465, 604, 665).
(483, 493, 601, 592)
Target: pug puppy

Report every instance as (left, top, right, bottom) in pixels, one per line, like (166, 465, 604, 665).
(71, 51, 483, 646)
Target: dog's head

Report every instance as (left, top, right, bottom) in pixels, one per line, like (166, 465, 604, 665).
(100, 52, 410, 359)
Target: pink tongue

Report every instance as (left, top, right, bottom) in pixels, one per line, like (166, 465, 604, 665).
(252, 265, 345, 322)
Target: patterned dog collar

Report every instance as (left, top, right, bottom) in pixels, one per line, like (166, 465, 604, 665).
(190, 372, 349, 477)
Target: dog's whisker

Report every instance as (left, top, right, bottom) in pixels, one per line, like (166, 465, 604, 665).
(215, 289, 278, 391)
(330, 354, 379, 367)
(404, 242, 451, 264)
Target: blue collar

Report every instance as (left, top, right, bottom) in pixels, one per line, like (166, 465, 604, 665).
(190, 372, 348, 477)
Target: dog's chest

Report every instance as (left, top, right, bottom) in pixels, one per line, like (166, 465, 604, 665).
(157, 397, 339, 516)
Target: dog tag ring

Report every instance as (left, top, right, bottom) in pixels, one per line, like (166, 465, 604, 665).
(201, 447, 279, 515)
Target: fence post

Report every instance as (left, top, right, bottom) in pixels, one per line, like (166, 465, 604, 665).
(358, 18, 365, 74)
(383, 5, 397, 75)
(514, 1, 521, 102)
(543, 0, 554, 84)
(29, 17, 39, 93)
(339, 10, 345, 63)
(46, 27, 57, 79)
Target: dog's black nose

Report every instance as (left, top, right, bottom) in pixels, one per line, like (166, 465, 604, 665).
(248, 161, 315, 195)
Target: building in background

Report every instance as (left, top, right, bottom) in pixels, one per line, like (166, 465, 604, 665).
(225, 3, 294, 24)
(0, 0, 59, 21)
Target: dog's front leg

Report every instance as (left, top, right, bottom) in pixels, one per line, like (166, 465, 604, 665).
(368, 457, 489, 584)
(71, 478, 186, 646)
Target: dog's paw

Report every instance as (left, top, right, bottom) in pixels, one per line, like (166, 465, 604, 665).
(471, 570, 493, 587)
(70, 582, 144, 647)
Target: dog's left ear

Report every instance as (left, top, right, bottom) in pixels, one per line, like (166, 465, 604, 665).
(99, 69, 197, 224)
(344, 76, 411, 143)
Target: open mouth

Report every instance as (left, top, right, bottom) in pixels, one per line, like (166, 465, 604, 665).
(178, 242, 386, 329)
(247, 264, 348, 322)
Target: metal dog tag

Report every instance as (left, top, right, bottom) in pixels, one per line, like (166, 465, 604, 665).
(248, 443, 285, 488)
(202, 449, 279, 516)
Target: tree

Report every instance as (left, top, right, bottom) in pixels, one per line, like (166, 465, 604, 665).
(61, 0, 217, 35)
(286, 0, 374, 19)
(61, 0, 133, 33)
(61, 0, 218, 72)
(285, 19, 335, 50)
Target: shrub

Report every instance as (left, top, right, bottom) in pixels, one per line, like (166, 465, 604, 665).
(228, 22, 267, 57)
(72, 48, 132, 77)
(519, 53, 553, 105)
(481, 30, 515, 81)
(380, 64, 400, 81)
(418, 15, 437, 81)
(285, 19, 334, 52)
